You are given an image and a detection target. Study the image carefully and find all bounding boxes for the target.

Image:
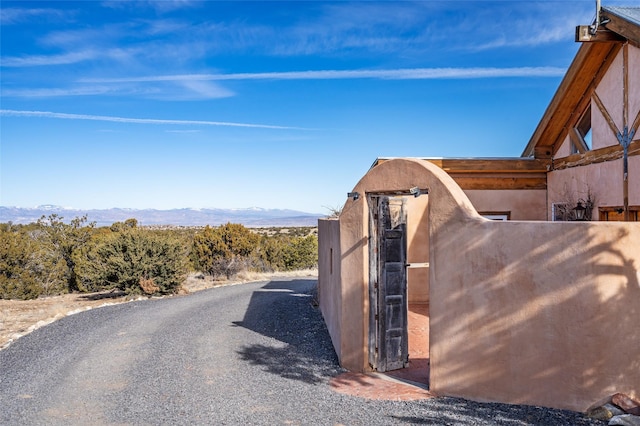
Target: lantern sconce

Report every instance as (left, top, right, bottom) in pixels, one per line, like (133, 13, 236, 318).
(572, 198, 593, 221)
(347, 192, 360, 201)
(573, 201, 586, 221)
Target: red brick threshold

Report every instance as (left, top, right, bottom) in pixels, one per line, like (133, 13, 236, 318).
(329, 371, 434, 401)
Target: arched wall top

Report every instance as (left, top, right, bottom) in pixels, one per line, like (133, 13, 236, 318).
(341, 158, 482, 224)
(333, 157, 483, 372)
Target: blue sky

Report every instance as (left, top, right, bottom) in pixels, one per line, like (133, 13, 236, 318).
(0, 0, 618, 214)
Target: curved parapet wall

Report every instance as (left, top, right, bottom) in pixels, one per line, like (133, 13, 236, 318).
(344, 157, 482, 225)
(326, 158, 483, 372)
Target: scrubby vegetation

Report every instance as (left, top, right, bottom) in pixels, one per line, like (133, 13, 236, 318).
(192, 223, 318, 279)
(0, 216, 318, 300)
(74, 225, 189, 296)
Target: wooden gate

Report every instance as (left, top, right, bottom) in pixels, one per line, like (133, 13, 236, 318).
(368, 196, 409, 372)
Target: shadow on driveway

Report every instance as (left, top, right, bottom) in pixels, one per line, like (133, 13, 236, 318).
(233, 278, 343, 385)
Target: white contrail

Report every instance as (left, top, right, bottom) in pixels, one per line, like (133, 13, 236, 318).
(81, 67, 566, 83)
(0, 110, 308, 130)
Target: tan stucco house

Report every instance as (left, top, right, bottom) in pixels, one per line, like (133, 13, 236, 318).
(318, 6, 639, 413)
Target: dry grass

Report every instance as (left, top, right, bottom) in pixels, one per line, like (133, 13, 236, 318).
(0, 269, 317, 351)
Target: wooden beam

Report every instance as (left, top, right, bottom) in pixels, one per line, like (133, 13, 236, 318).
(552, 139, 640, 170)
(426, 158, 549, 173)
(523, 43, 596, 157)
(592, 90, 621, 138)
(632, 109, 640, 135)
(548, 44, 622, 155)
(450, 176, 547, 191)
(576, 26, 626, 43)
(623, 44, 630, 222)
(602, 10, 640, 47)
(534, 146, 553, 159)
(624, 43, 629, 129)
(373, 157, 550, 174)
(523, 43, 621, 158)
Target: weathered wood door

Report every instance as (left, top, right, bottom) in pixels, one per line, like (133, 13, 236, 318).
(369, 196, 409, 372)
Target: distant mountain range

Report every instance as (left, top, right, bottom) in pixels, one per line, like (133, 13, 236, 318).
(0, 205, 324, 227)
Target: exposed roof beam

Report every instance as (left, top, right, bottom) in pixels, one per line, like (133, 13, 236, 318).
(373, 157, 549, 173)
(575, 26, 625, 43)
(601, 8, 640, 47)
(552, 139, 640, 170)
(521, 43, 620, 158)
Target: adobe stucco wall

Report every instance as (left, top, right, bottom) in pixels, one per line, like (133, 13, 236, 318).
(430, 216, 640, 412)
(317, 218, 341, 359)
(464, 189, 547, 221)
(406, 194, 430, 303)
(547, 155, 639, 218)
(319, 158, 640, 412)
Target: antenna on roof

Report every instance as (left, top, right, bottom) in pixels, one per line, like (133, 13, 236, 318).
(590, 0, 602, 35)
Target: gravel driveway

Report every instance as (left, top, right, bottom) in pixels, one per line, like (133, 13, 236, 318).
(0, 278, 605, 425)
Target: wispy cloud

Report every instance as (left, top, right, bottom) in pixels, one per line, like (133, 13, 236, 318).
(165, 129, 201, 134)
(0, 110, 309, 130)
(1, 2, 589, 74)
(469, 4, 593, 51)
(173, 80, 234, 100)
(83, 67, 567, 84)
(0, 7, 72, 25)
(2, 86, 118, 97)
(220, 2, 592, 56)
(2, 77, 234, 100)
(102, 0, 200, 14)
(5, 67, 563, 100)
(2, 50, 98, 67)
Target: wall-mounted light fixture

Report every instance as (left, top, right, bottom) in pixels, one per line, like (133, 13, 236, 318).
(409, 187, 421, 197)
(573, 201, 587, 221)
(347, 192, 360, 201)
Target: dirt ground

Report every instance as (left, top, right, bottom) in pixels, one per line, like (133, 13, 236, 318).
(0, 270, 317, 350)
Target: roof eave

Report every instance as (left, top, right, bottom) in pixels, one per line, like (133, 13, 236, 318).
(601, 6, 640, 47)
(521, 43, 596, 158)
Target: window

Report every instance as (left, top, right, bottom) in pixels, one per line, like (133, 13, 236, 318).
(480, 212, 510, 221)
(576, 105, 592, 151)
(552, 203, 571, 221)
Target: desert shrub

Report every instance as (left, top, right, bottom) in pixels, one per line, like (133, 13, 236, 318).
(257, 236, 286, 271)
(74, 228, 188, 295)
(35, 214, 95, 292)
(0, 226, 69, 299)
(109, 218, 138, 232)
(192, 223, 259, 278)
(217, 222, 260, 257)
(282, 234, 318, 270)
(28, 236, 68, 296)
(257, 234, 318, 271)
(0, 228, 42, 299)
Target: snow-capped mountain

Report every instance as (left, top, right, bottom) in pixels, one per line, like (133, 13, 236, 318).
(0, 206, 323, 227)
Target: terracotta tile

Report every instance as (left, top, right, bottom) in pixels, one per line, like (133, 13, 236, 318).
(329, 304, 432, 401)
(329, 372, 434, 401)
